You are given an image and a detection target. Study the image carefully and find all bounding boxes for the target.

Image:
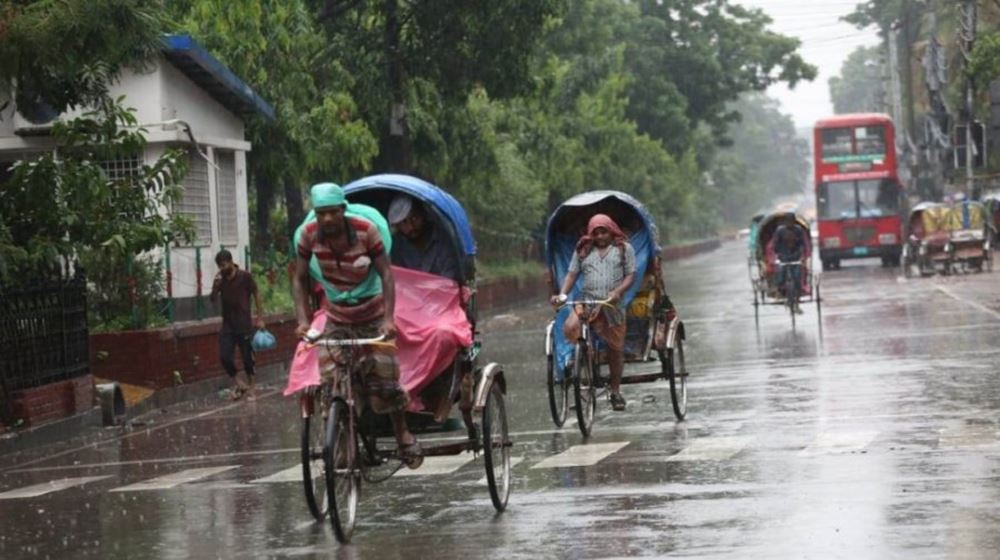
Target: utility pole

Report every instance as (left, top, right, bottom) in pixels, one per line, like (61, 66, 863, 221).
(900, 0, 917, 137)
(888, 27, 904, 152)
(959, 0, 978, 198)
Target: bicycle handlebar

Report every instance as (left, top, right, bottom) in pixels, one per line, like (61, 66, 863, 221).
(553, 295, 615, 311)
(300, 331, 392, 353)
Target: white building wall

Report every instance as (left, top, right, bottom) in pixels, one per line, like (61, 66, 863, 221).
(159, 61, 245, 140)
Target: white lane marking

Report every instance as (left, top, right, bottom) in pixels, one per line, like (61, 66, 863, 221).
(395, 454, 475, 477)
(937, 422, 1000, 449)
(531, 442, 630, 469)
(799, 430, 878, 456)
(252, 465, 307, 484)
(110, 466, 240, 492)
(0, 476, 111, 499)
(933, 284, 1000, 321)
(9, 448, 300, 475)
(476, 457, 525, 485)
(664, 436, 754, 462)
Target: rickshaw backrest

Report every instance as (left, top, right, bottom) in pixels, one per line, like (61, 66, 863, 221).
(343, 174, 476, 284)
(947, 201, 987, 231)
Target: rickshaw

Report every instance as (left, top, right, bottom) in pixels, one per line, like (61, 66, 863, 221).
(946, 200, 994, 273)
(750, 212, 821, 325)
(544, 191, 688, 437)
(982, 192, 1000, 248)
(747, 213, 765, 288)
(286, 174, 511, 543)
(902, 202, 951, 277)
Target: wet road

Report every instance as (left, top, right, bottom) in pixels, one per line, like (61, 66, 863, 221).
(3, 241, 1000, 559)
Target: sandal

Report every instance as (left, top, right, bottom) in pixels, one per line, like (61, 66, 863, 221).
(230, 386, 246, 401)
(610, 392, 627, 412)
(398, 439, 424, 470)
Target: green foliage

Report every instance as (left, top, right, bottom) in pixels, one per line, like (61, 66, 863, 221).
(0, 1, 167, 120)
(0, 98, 193, 284)
(82, 251, 169, 332)
(829, 46, 884, 114)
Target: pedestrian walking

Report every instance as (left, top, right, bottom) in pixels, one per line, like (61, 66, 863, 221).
(210, 249, 264, 400)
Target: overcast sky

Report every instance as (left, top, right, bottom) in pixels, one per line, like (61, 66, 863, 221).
(733, 0, 882, 128)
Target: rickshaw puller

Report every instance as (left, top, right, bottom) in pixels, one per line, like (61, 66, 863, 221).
(773, 216, 805, 314)
(551, 214, 636, 411)
(293, 183, 422, 468)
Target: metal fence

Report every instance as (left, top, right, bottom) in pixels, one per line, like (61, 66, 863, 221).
(0, 273, 90, 411)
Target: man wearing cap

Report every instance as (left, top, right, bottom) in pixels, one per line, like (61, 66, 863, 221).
(388, 195, 460, 280)
(292, 183, 422, 468)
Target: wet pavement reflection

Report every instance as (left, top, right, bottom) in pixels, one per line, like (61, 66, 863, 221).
(2, 242, 1000, 559)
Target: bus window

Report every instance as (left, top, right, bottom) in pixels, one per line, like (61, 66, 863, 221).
(855, 126, 886, 157)
(821, 128, 853, 159)
(818, 181, 857, 219)
(857, 179, 898, 217)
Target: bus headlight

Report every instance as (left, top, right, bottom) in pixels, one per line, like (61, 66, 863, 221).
(878, 233, 897, 245)
(823, 237, 841, 248)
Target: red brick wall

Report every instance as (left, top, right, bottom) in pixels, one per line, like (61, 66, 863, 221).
(10, 374, 94, 427)
(90, 314, 299, 390)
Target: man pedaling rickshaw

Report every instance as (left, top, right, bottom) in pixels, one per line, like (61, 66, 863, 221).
(292, 183, 423, 468)
(772, 214, 806, 314)
(550, 214, 636, 411)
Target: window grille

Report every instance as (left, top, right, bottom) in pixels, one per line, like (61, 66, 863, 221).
(99, 154, 142, 183)
(176, 149, 212, 244)
(215, 151, 238, 244)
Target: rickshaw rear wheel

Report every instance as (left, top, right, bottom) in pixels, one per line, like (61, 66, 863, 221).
(573, 343, 597, 437)
(546, 353, 569, 427)
(324, 400, 360, 543)
(482, 379, 511, 512)
(301, 392, 329, 521)
(664, 339, 687, 421)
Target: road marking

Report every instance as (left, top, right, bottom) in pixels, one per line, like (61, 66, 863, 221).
(799, 430, 878, 456)
(531, 442, 630, 469)
(474, 457, 525, 485)
(110, 466, 240, 492)
(664, 436, 754, 462)
(933, 284, 1000, 321)
(937, 421, 1000, 449)
(252, 465, 307, 484)
(9, 448, 300, 475)
(0, 476, 111, 499)
(395, 454, 475, 477)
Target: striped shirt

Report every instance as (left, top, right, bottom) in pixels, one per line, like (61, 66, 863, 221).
(568, 243, 636, 324)
(297, 218, 386, 324)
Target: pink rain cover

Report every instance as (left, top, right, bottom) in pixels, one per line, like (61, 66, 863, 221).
(284, 266, 473, 410)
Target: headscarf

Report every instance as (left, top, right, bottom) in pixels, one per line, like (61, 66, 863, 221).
(576, 214, 628, 258)
(310, 182, 346, 208)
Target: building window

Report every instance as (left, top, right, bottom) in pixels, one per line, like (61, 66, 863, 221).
(99, 154, 142, 183)
(215, 151, 238, 245)
(176, 149, 212, 244)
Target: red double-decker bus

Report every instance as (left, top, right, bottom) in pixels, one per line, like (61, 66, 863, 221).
(813, 113, 905, 270)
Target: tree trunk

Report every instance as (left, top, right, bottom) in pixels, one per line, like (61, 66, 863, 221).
(254, 168, 275, 253)
(381, 0, 411, 172)
(285, 181, 305, 248)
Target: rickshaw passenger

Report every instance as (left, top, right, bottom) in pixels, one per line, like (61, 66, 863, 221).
(551, 214, 636, 411)
(293, 183, 423, 468)
(773, 216, 805, 313)
(387, 194, 460, 281)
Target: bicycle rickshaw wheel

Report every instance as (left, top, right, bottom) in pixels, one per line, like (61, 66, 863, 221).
(573, 343, 596, 437)
(324, 400, 360, 543)
(300, 392, 329, 521)
(482, 379, 511, 511)
(546, 353, 569, 427)
(666, 338, 688, 420)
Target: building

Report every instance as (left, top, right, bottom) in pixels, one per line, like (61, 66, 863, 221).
(0, 34, 274, 319)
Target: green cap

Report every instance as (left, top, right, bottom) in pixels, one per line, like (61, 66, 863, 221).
(310, 183, 345, 209)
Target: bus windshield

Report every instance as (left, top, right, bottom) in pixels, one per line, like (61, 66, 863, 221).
(818, 179, 899, 220)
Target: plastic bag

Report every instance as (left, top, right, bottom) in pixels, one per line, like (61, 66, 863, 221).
(252, 328, 277, 352)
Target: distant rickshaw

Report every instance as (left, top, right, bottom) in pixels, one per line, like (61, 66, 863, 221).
(980, 192, 1000, 248)
(902, 202, 951, 277)
(946, 200, 994, 273)
(749, 212, 821, 326)
(747, 213, 765, 285)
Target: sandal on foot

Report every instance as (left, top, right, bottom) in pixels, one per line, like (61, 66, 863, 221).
(398, 440, 424, 470)
(610, 392, 627, 411)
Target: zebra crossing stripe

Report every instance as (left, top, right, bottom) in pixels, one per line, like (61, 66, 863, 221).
(531, 442, 630, 469)
(937, 421, 1000, 449)
(110, 466, 240, 492)
(664, 436, 754, 462)
(251, 465, 306, 484)
(395, 454, 475, 477)
(0, 476, 111, 499)
(476, 457, 524, 485)
(799, 431, 878, 456)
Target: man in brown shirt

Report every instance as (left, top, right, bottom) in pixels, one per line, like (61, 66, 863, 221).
(210, 249, 264, 400)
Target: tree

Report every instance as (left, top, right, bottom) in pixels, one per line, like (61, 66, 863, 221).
(829, 46, 885, 114)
